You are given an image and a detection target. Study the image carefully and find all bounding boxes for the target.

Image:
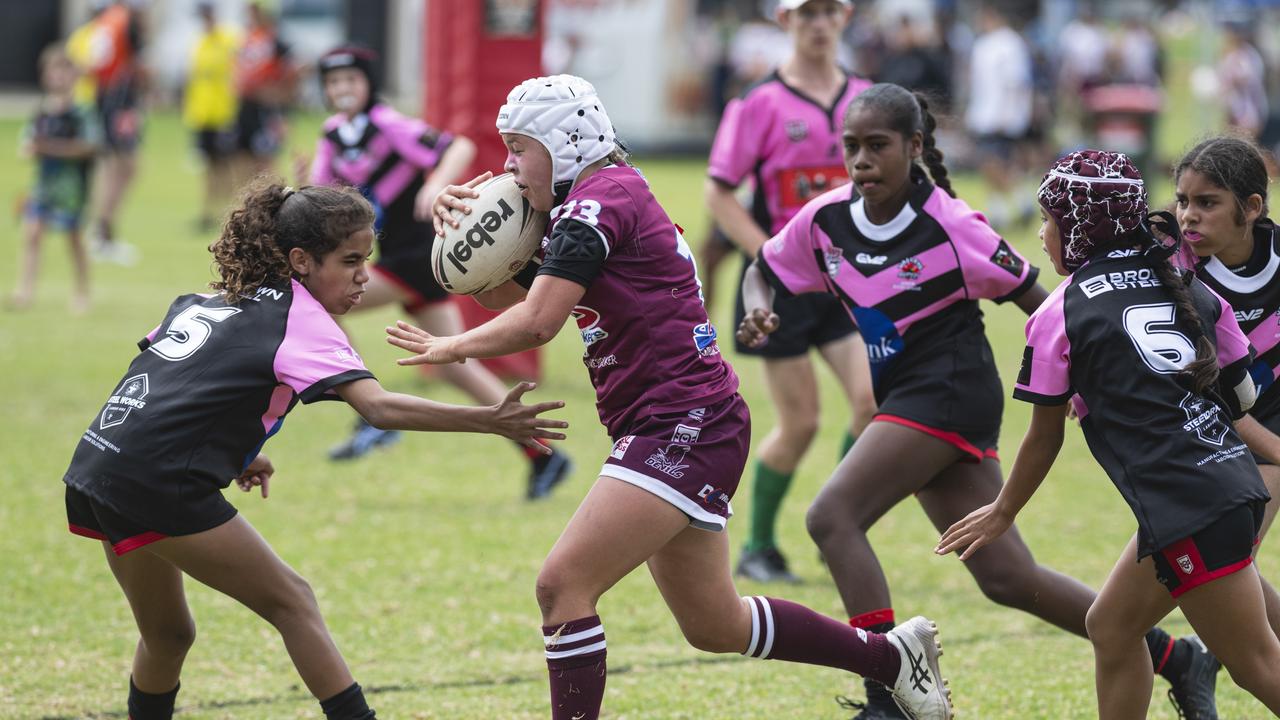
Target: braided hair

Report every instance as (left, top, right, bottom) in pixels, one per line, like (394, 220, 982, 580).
(209, 180, 375, 302)
(1039, 150, 1218, 394)
(845, 83, 955, 197)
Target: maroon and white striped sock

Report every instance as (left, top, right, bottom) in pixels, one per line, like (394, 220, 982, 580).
(741, 596, 899, 687)
(543, 615, 607, 720)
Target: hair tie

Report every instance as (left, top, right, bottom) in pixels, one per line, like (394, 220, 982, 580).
(282, 186, 296, 199)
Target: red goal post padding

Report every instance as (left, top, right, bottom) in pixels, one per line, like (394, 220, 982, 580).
(423, 0, 544, 381)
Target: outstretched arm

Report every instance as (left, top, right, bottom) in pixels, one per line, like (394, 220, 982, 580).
(936, 402, 1068, 560)
(335, 378, 567, 454)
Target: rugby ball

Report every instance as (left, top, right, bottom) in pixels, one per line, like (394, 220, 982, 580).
(431, 173, 547, 295)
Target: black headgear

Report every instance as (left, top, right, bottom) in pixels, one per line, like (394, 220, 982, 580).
(318, 45, 379, 112)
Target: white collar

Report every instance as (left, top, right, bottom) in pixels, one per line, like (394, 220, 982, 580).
(850, 197, 917, 242)
(336, 114, 369, 146)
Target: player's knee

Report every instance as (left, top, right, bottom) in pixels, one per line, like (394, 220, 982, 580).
(806, 501, 848, 547)
(1083, 602, 1120, 649)
(535, 563, 573, 617)
(679, 622, 741, 654)
(973, 566, 1035, 609)
(143, 616, 196, 659)
(259, 568, 320, 626)
(779, 414, 820, 450)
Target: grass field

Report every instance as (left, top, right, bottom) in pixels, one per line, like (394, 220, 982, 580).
(1, 108, 1276, 720)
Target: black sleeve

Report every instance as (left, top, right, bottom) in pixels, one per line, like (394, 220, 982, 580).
(535, 219, 609, 289)
(994, 265, 1041, 304)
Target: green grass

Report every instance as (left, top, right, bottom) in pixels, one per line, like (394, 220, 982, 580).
(1, 110, 1275, 720)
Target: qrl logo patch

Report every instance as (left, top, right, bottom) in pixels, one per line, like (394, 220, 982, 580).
(610, 435, 634, 460)
(101, 373, 149, 429)
(989, 239, 1024, 277)
(1177, 554, 1194, 575)
(785, 119, 808, 142)
(898, 256, 924, 280)
(825, 248, 844, 278)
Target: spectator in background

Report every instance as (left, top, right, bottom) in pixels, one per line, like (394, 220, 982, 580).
(86, 0, 145, 266)
(964, 2, 1034, 230)
(10, 45, 100, 314)
(875, 13, 951, 108)
(183, 1, 240, 233)
(234, 2, 296, 182)
(1220, 21, 1269, 140)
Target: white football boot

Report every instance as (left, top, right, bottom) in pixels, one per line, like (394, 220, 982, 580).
(884, 616, 952, 720)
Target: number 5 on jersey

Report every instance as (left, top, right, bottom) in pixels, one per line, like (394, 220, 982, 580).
(149, 306, 242, 362)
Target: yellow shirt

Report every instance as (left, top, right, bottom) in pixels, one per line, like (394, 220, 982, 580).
(66, 21, 97, 108)
(183, 26, 240, 129)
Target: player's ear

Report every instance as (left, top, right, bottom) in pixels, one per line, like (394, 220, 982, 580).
(910, 130, 923, 160)
(288, 246, 311, 277)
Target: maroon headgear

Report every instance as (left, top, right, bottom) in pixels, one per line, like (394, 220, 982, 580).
(1036, 150, 1148, 271)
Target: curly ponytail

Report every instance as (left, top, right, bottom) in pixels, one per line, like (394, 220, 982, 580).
(844, 83, 956, 198)
(914, 92, 955, 198)
(209, 179, 375, 302)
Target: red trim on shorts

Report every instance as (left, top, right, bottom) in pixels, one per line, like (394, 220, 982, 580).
(368, 264, 442, 313)
(849, 608, 895, 629)
(68, 523, 108, 541)
(111, 531, 168, 556)
(1169, 557, 1254, 598)
(874, 414, 997, 463)
(1154, 637, 1175, 673)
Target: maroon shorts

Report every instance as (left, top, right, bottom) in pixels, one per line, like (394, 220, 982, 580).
(600, 393, 750, 531)
(1152, 501, 1264, 598)
(66, 486, 170, 556)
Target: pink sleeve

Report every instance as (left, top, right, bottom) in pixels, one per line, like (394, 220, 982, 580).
(374, 106, 452, 171)
(929, 192, 1038, 302)
(274, 280, 374, 403)
(1211, 286, 1254, 369)
(707, 96, 761, 188)
(309, 136, 336, 186)
(758, 203, 830, 296)
(1013, 280, 1073, 404)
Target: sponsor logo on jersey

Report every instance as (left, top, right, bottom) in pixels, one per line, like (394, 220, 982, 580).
(1236, 308, 1266, 322)
(1107, 248, 1140, 258)
(645, 444, 691, 478)
(1080, 268, 1163, 299)
(672, 423, 701, 445)
(571, 306, 608, 352)
(100, 373, 149, 429)
(854, 252, 888, 267)
(990, 239, 1025, 277)
(785, 119, 808, 142)
(1179, 392, 1229, 446)
(693, 322, 720, 357)
(823, 248, 846, 277)
(444, 197, 516, 275)
(334, 347, 360, 364)
(1177, 554, 1195, 574)
(585, 354, 618, 370)
(687, 407, 707, 420)
(610, 435, 634, 459)
(697, 483, 731, 510)
(897, 256, 924, 280)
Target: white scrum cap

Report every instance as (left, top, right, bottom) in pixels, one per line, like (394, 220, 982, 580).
(496, 74, 617, 185)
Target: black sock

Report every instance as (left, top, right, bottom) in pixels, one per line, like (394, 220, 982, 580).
(127, 677, 179, 720)
(320, 682, 376, 720)
(1144, 627, 1191, 681)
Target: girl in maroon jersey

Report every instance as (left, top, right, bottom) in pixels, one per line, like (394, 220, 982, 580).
(391, 74, 952, 720)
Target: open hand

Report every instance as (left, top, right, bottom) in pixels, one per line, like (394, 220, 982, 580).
(492, 381, 569, 454)
(935, 502, 1013, 561)
(736, 308, 780, 348)
(432, 171, 493, 235)
(235, 453, 275, 498)
(386, 320, 465, 365)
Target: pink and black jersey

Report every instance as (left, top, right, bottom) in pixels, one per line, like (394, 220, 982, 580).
(1178, 222, 1280, 420)
(310, 103, 451, 246)
(1016, 252, 1266, 557)
(535, 165, 738, 437)
(708, 71, 871, 235)
(760, 177, 1037, 391)
(63, 279, 373, 532)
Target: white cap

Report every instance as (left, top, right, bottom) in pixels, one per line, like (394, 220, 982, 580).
(777, 0, 851, 10)
(496, 74, 617, 186)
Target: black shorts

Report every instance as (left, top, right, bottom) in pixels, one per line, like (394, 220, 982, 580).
(98, 82, 143, 153)
(65, 485, 237, 556)
(235, 99, 285, 157)
(194, 127, 237, 160)
(873, 332, 1005, 462)
(1152, 501, 1263, 598)
(733, 257, 856, 358)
